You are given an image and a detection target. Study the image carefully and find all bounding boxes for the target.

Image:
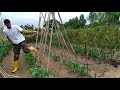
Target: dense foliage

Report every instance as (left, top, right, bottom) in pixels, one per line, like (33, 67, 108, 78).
(23, 12, 120, 62)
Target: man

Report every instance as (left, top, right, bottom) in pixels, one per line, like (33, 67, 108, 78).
(3, 19, 37, 73)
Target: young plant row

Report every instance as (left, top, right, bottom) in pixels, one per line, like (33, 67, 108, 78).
(0, 42, 12, 63)
(45, 50, 89, 77)
(24, 52, 54, 78)
(63, 59, 89, 76)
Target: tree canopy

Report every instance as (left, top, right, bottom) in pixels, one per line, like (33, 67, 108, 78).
(64, 12, 120, 29)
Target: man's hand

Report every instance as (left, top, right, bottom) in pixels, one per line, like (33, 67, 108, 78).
(32, 31, 37, 33)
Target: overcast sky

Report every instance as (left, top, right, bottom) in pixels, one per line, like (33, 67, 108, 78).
(1, 12, 89, 28)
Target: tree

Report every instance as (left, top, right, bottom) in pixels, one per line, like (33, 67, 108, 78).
(79, 14, 86, 28)
(64, 17, 80, 29)
(72, 17, 79, 29)
(20, 25, 24, 28)
(88, 12, 97, 23)
(32, 24, 34, 27)
(20, 24, 34, 30)
(97, 12, 105, 25)
(88, 12, 120, 26)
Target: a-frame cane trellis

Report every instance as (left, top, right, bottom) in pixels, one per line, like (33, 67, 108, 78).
(34, 12, 77, 72)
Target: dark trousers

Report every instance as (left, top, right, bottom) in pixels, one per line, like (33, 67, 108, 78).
(13, 40, 30, 61)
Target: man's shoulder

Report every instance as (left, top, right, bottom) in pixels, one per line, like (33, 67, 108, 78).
(3, 27, 7, 32)
(12, 25, 21, 30)
(12, 25, 19, 27)
(3, 28, 8, 35)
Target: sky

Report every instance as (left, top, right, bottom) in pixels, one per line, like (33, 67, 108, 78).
(1, 12, 90, 28)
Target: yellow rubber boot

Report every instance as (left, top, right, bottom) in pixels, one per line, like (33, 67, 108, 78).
(28, 46, 38, 52)
(12, 60, 19, 73)
(28, 46, 35, 51)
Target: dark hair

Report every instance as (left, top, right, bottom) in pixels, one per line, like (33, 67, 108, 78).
(4, 19, 10, 25)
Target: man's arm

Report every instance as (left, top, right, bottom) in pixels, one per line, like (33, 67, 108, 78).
(22, 30, 37, 34)
(16, 25, 37, 34)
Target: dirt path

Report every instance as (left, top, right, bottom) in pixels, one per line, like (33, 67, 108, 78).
(1, 49, 31, 78)
(40, 56, 77, 78)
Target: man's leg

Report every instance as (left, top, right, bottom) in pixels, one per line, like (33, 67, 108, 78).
(21, 40, 30, 53)
(21, 41, 40, 63)
(12, 44, 21, 73)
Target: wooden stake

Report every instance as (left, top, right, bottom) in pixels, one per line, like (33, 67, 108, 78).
(47, 12, 54, 71)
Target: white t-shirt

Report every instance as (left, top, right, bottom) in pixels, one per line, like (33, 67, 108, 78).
(3, 25, 25, 44)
